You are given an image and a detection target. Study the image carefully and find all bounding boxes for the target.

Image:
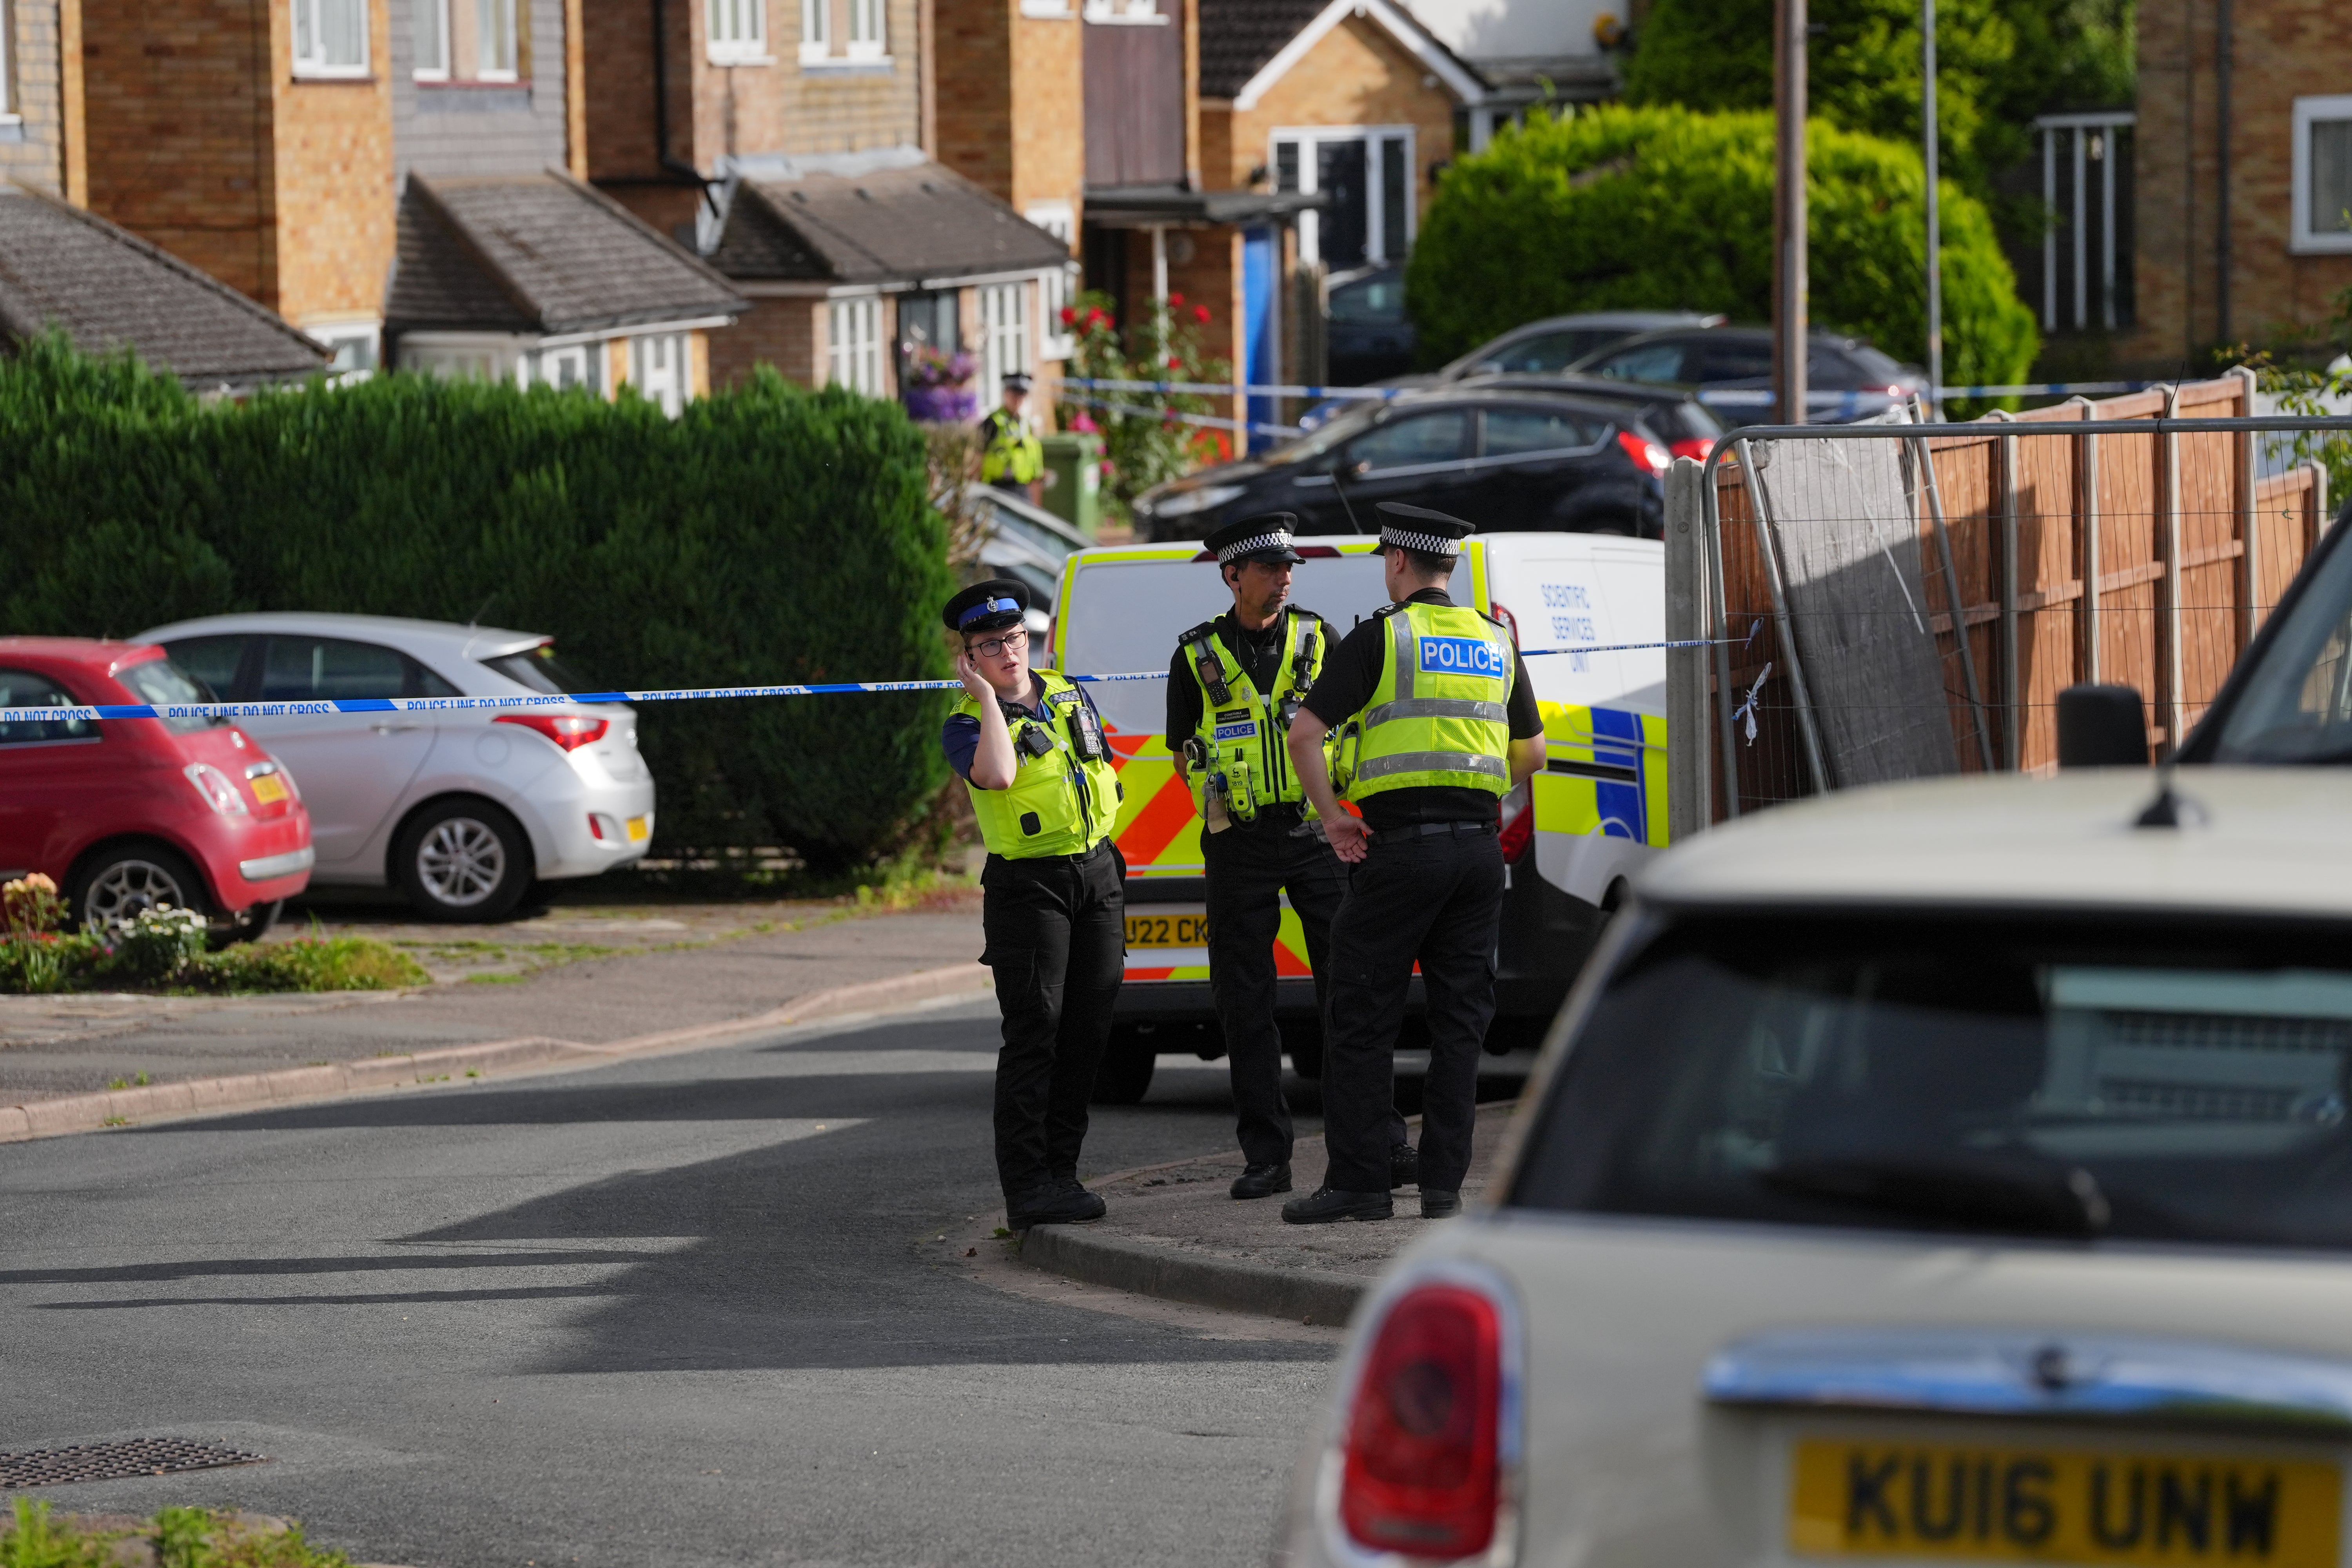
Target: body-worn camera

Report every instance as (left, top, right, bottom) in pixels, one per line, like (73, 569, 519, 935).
(1010, 716, 1057, 760)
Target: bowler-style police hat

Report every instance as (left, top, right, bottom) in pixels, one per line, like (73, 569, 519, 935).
(1205, 513, 1304, 567)
(1376, 502, 1473, 559)
(942, 578, 1033, 634)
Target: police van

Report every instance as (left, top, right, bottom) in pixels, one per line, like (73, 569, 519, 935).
(1051, 532, 1666, 1102)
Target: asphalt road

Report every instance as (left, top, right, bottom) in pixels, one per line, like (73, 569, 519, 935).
(0, 1000, 1336, 1568)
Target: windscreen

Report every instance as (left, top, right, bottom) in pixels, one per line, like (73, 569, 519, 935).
(1059, 556, 1468, 734)
(481, 645, 593, 696)
(119, 657, 222, 734)
(1511, 911, 2352, 1249)
(2208, 536, 2352, 763)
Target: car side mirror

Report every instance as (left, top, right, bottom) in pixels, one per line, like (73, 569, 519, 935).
(2056, 683, 2150, 767)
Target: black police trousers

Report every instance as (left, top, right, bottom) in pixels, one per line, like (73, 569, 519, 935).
(1201, 816, 1346, 1167)
(1320, 822, 1505, 1195)
(981, 842, 1125, 1207)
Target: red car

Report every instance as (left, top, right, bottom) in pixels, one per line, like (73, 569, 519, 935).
(0, 638, 314, 938)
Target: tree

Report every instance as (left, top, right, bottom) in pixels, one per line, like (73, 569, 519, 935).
(1404, 104, 2039, 393)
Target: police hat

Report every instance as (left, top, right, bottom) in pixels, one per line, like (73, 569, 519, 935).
(1205, 512, 1304, 568)
(942, 577, 1032, 634)
(1376, 502, 1474, 559)
(1001, 372, 1034, 393)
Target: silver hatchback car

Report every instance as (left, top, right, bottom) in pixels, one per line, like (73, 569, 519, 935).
(135, 613, 655, 920)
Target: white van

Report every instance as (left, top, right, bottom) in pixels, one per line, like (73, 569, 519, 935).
(1051, 533, 1668, 1102)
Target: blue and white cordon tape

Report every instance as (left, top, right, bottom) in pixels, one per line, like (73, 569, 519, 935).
(0, 638, 1736, 726)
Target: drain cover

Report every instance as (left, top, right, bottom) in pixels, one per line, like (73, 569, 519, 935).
(0, 1439, 267, 1489)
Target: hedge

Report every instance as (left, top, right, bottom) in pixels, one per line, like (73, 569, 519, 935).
(0, 339, 955, 873)
(1406, 104, 2040, 395)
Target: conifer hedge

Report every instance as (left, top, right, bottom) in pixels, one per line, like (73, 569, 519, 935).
(0, 339, 954, 873)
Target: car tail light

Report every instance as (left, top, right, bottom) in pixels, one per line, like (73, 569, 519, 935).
(1340, 1281, 1509, 1559)
(495, 713, 610, 752)
(1487, 601, 1520, 648)
(1615, 429, 1670, 478)
(1668, 437, 1715, 463)
(183, 762, 249, 817)
(1496, 781, 1534, 864)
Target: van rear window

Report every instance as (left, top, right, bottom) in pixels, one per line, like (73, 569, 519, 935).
(1060, 557, 1465, 734)
(1510, 910, 2352, 1250)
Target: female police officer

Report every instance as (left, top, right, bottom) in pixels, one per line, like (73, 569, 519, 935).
(942, 578, 1125, 1230)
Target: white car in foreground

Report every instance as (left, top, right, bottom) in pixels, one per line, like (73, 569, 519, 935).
(1281, 767, 2352, 1568)
(136, 613, 654, 920)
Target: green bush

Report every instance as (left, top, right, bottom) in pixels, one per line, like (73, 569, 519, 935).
(0, 343, 955, 871)
(1405, 104, 2040, 397)
(2, 1500, 350, 1568)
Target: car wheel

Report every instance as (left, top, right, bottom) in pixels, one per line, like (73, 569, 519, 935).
(71, 844, 211, 931)
(1089, 1024, 1159, 1105)
(395, 799, 534, 922)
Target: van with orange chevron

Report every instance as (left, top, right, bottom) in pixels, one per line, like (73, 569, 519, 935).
(1052, 527, 1668, 1103)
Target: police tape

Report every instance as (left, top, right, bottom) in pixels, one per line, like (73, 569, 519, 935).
(0, 639, 1739, 725)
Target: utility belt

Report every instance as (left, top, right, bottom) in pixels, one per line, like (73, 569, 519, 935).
(1369, 818, 1497, 846)
(987, 840, 1116, 869)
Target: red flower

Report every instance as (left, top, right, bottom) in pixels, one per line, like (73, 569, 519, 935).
(1165, 356, 1182, 370)
(1167, 291, 1185, 307)
(1058, 305, 1077, 326)
(1192, 305, 1211, 324)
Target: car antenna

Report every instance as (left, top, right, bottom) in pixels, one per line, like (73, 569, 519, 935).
(1330, 461, 1368, 535)
(466, 593, 497, 629)
(2135, 757, 2197, 830)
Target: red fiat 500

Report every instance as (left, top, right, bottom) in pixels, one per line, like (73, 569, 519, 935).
(0, 638, 314, 937)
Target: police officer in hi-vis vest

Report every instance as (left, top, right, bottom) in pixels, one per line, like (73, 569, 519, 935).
(942, 578, 1125, 1231)
(1279, 505, 1546, 1224)
(1167, 515, 1412, 1201)
(980, 373, 1045, 503)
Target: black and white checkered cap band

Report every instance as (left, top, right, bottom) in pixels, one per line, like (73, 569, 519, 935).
(1216, 528, 1294, 564)
(1379, 524, 1462, 557)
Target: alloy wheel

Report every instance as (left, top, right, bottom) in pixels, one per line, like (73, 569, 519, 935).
(80, 859, 193, 928)
(416, 817, 508, 908)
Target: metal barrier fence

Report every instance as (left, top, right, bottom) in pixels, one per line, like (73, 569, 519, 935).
(1662, 374, 2350, 838)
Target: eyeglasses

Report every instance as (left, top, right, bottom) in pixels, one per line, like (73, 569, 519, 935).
(969, 628, 1028, 659)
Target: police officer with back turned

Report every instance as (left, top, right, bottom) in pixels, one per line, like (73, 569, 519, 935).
(1279, 505, 1546, 1223)
(941, 578, 1124, 1231)
(1169, 515, 1413, 1201)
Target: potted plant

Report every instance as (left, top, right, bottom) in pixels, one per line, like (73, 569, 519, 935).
(902, 347, 978, 424)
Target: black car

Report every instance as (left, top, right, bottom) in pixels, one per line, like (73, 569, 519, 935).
(1323, 265, 1415, 387)
(1134, 382, 1723, 542)
(1564, 325, 1928, 426)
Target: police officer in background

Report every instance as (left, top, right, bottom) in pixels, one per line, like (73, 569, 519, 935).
(942, 578, 1125, 1230)
(980, 372, 1045, 504)
(1279, 505, 1546, 1223)
(1169, 515, 1413, 1201)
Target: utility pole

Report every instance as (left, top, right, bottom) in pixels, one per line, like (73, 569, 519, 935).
(1773, 0, 1808, 426)
(1922, 0, 1943, 419)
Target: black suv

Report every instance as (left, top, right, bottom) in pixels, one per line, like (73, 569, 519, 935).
(1134, 380, 1721, 542)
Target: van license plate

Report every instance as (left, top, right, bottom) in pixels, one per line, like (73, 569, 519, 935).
(625, 815, 650, 842)
(1125, 914, 1209, 949)
(1788, 1439, 2341, 1566)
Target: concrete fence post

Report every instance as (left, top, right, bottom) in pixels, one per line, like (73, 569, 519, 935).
(1665, 456, 1711, 843)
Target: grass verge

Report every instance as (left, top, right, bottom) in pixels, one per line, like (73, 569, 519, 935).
(2, 1499, 351, 1567)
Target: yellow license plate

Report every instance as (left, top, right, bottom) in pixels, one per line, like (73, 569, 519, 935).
(625, 815, 650, 843)
(1789, 1439, 2342, 1566)
(249, 774, 288, 805)
(1125, 913, 1209, 949)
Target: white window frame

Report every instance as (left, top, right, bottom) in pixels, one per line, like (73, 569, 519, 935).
(707, 0, 770, 63)
(526, 343, 601, 394)
(797, 0, 828, 62)
(1026, 201, 1077, 360)
(1, 0, 16, 119)
(981, 281, 1030, 392)
(308, 322, 381, 378)
(631, 332, 691, 417)
(474, 0, 518, 80)
(845, 0, 884, 57)
(1270, 124, 1416, 268)
(1080, 0, 1166, 22)
(2293, 95, 2352, 255)
(293, 0, 372, 78)
(828, 296, 883, 394)
(1017, 0, 1071, 15)
(411, 0, 449, 79)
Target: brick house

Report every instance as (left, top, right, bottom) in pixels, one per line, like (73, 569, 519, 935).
(2, 0, 740, 401)
(2128, 0, 2352, 368)
(587, 0, 1077, 409)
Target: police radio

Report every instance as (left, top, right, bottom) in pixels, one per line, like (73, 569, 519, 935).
(1066, 700, 1107, 762)
(1191, 643, 1230, 705)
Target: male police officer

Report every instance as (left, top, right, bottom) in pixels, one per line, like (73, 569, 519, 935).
(1169, 514, 1409, 1200)
(942, 578, 1124, 1230)
(1280, 505, 1546, 1223)
(980, 372, 1045, 503)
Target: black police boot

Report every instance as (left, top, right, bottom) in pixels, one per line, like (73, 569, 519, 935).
(1230, 1162, 1293, 1200)
(1008, 1185, 1108, 1230)
(1389, 1143, 1421, 1191)
(1281, 1186, 1393, 1224)
(1421, 1189, 1462, 1219)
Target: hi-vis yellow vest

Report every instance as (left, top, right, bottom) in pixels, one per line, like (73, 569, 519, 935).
(952, 670, 1119, 858)
(1349, 600, 1514, 799)
(980, 408, 1044, 484)
(1181, 609, 1325, 816)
